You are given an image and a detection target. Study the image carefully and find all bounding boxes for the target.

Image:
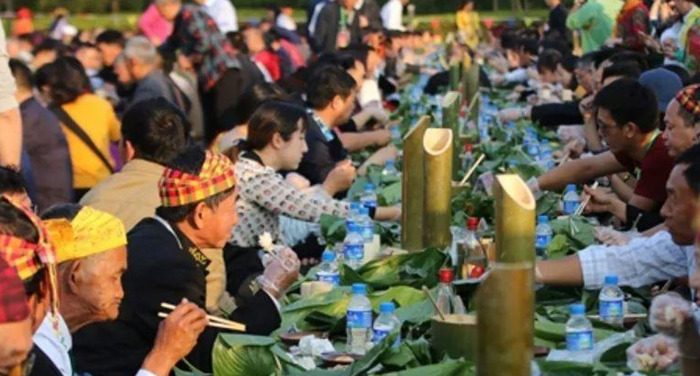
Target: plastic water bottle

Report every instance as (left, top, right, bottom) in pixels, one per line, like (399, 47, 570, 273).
(562, 184, 580, 215)
(539, 144, 554, 169)
(566, 303, 594, 352)
(436, 268, 466, 315)
(525, 137, 540, 159)
(462, 144, 474, 173)
(347, 283, 373, 355)
(360, 183, 378, 209)
(347, 202, 361, 228)
(343, 224, 365, 270)
(599, 275, 624, 327)
(316, 249, 340, 286)
(382, 160, 399, 179)
(459, 217, 487, 281)
(390, 125, 402, 146)
(535, 215, 553, 259)
(358, 206, 374, 243)
(373, 302, 401, 347)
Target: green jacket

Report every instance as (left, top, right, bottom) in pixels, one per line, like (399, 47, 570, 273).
(566, 0, 614, 53)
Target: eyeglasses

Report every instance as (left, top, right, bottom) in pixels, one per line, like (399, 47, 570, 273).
(596, 117, 618, 132)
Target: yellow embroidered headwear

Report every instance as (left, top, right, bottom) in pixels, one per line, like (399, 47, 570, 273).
(45, 206, 127, 263)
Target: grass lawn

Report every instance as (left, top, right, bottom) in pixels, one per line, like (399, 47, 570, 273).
(2, 8, 547, 32)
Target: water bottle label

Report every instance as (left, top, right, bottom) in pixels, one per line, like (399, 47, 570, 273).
(363, 199, 377, 208)
(373, 328, 401, 347)
(535, 234, 551, 250)
(317, 271, 340, 286)
(563, 200, 579, 215)
(347, 309, 372, 328)
(566, 330, 594, 351)
(344, 244, 364, 261)
(600, 300, 623, 319)
(362, 225, 374, 240)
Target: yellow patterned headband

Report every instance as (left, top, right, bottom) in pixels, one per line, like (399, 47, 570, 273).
(45, 206, 127, 264)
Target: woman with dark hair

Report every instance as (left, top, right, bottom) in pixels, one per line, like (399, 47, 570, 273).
(223, 101, 399, 293)
(35, 57, 120, 201)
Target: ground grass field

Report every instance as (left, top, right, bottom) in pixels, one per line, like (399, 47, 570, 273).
(2, 8, 548, 32)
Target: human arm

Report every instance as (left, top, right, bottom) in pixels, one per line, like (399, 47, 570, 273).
(337, 129, 391, 152)
(609, 173, 635, 202)
(537, 151, 624, 191)
(0, 26, 20, 167)
(535, 254, 585, 286)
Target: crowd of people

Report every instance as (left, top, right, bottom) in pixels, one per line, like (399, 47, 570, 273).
(1, 0, 700, 374)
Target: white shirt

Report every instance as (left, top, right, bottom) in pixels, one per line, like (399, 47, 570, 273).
(578, 231, 695, 289)
(276, 13, 297, 31)
(202, 0, 239, 34)
(503, 67, 529, 83)
(381, 0, 404, 31)
(33, 313, 160, 376)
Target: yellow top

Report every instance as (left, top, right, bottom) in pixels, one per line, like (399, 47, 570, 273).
(456, 10, 480, 49)
(60, 94, 121, 189)
(45, 206, 127, 263)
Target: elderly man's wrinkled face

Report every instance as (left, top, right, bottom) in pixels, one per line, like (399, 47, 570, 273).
(660, 164, 699, 245)
(0, 318, 32, 376)
(72, 246, 127, 321)
(663, 100, 698, 157)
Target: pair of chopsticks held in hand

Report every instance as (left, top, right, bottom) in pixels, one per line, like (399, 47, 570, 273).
(158, 302, 246, 332)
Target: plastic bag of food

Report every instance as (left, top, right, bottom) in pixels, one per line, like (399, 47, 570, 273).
(626, 334, 679, 372)
(650, 293, 692, 338)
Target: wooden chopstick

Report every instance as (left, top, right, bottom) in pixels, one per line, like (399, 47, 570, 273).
(459, 154, 486, 187)
(574, 181, 599, 217)
(160, 303, 246, 332)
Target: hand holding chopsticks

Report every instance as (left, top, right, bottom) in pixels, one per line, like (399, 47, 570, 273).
(159, 302, 246, 332)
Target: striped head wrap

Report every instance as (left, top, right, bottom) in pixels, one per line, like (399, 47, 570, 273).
(675, 84, 700, 117)
(158, 150, 236, 207)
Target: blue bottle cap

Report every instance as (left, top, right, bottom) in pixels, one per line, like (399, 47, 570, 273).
(537, 215, 549, 224)
(348, 223, 361, 233)
(350, 202, 360, 210)
(365, 183, 375, 190)
(386, 160, 394, 166)
(604, 275, 619, 285)
(322, 250, 336, 262)
(379, 302, 395, 313)
(566, 184, 576, 192)
(359, 207, 369, 215)
(352, 283, 367, 295)
(569, 303, 585, 315)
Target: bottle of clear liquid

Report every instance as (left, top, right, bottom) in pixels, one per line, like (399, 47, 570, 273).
(599, 275, 624, 327)
(382, 160, 399, 179)
(525, 137, 540, 159)
(539, 144, 554, 169)
(360, 183, 378, 209)
(343, 223, 365, 270)
(436, 268, 466, 315)
(390, 125, 402, 146)
(460, 217, 487, 281)
(347, 283, 373, 355)
(347, 202, 361, 228)
(462, 144, 474, 173)
(562, 184, 581, 215)
(566, 303, 594, 352)
(316, 249, 340, 286)
(373, 302, 401, 347)
(358, 206, 374, 244)
(535, 215, 553, 259)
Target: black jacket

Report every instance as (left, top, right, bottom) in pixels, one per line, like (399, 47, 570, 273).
(72, 218, 280, 376)
(358, 0, 383, 31)
(312, 2, 362, 54)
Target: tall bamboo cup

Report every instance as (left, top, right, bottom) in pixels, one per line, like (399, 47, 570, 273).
(442, 91, 462, 181)
(401, 116, 431, 251)
(422, 128, 453, 249)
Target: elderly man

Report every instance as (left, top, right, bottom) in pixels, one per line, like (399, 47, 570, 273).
(31, 204, 208, 376)
(74, 147, 300, 376)
(663, 84, 700, 158)
(123, 36, 182, 108)
(536, 144, 700, 289)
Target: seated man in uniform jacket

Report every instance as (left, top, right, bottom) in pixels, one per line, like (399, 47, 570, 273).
(73, 146, 300, 376)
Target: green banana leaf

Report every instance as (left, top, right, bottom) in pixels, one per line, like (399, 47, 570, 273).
(212, 334, 290, 376)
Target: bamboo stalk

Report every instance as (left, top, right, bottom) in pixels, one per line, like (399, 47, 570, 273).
(442, 91, 462, 181)
(401, 116, 431, 252)
(423, 128, 454, 249)
(493, 174, 536, 263)
(476, 262, 534, 376)
(449, 63, 461, 91)
(464, 63, 481, 110)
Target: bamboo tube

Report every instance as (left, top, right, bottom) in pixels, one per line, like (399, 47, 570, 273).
(476, 262, 534, 376)
(464, 63, 480, 108)
(422, 128, 454, 249)
(401, 116, 431, 252)
(493, 174, 536, 263)
(442, 91, 462, 181)
(449, 62, 461, 91)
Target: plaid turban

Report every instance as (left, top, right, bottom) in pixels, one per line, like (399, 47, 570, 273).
(158, 150, 236, 207)
(0, 195, 59, 323)
(0, 257, 29, 323)
(45, 206, 127, 264)
(675, 84, 700, 117)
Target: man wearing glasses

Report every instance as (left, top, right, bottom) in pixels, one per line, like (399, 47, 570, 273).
(529, 78, 674, 231)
